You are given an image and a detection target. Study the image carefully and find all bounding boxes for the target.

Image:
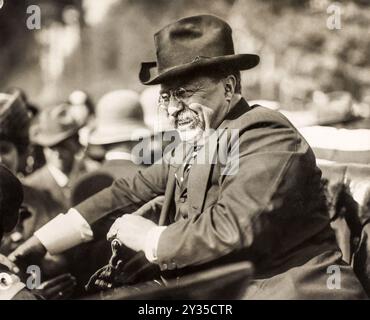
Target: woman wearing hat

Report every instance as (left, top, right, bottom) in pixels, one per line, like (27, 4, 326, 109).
(0, 92, 76, 299)
(0, 92, 56, 256)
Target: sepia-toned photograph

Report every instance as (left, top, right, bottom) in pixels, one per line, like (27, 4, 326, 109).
(0, 0, 370, 304)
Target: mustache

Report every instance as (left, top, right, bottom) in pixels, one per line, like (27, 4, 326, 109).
(171, 108, 204, 129)
(177, 110, 196, 121)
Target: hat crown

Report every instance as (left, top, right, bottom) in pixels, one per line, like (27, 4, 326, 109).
(154, 15, 235, 73)
(30, 104, 80, 146)
(139, 15, 259, 85)
(96, 90, 144, 125)
(38, 104, 79, 135)
(89, 90, 150, 145)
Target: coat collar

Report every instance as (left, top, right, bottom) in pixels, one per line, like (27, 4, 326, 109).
(219, 97, 252, 129)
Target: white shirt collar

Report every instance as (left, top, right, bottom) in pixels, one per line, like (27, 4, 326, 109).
(47, 165, 69, 188)
(105, 151, 132, 162)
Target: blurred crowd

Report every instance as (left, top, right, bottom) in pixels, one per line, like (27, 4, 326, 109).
(1, 81, 370, 300)
(0, 86, 176, 299)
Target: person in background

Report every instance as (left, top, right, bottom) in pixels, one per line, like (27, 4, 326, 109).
(0, 164, 76, 300)
(5, 87, 45, 176)
(0, 91, 54, 255)
(68, 90, 96, 151)
(67, 90, 152, 293)
(24, 104, 87, 214)
(0, 164, 37, 300)
(0, 93, 75, 299)
(68, 90, 95, 127)
(68, 90, 102, 172)
(85, 89, 151, 179)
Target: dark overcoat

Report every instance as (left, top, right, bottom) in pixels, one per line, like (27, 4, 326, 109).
(75, 98, 366, 299)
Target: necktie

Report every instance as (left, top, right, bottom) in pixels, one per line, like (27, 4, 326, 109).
(177, 145, 200, 196)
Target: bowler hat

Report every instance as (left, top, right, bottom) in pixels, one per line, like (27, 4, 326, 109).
(89, 90, 151, 145)
(30, 103, 82, 147)
(139, 15, 259, 85)
(0, 164, 23, 233)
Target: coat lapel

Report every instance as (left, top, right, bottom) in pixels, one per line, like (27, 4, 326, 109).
(187, 130, 223, 213)
(158, 165, 176, 226)
(188, 98, 251, 213)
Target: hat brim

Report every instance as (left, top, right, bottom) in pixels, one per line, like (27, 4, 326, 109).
(31, 128, 79, 147)
(139, 54, 260, 85)
(88, 122, 152, 145)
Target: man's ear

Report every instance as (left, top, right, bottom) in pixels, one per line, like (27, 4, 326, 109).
(223, 75, 237, 101)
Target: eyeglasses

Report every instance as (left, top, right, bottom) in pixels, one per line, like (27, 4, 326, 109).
(158, 87, 196, 110)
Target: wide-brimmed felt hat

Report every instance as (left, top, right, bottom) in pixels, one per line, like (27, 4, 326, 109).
(88, 90, 151, 145)
(30, 103, 82, 147)
(139, 14, 259, 85)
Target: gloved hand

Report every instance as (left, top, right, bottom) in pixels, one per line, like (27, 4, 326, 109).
(85, 263, 118, 292)
(85, 239, 124, 293)
(34, 273, 77, 300)
(8, 235, 47, 269)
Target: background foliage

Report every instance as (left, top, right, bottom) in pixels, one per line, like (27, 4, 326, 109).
(0, 0, 369, 109)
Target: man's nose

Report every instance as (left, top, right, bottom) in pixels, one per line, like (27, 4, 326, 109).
(167, 99, 184, 117)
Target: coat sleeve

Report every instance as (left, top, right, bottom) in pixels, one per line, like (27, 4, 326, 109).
(156, 120, 326, 270)
(75, 160, 170, 225)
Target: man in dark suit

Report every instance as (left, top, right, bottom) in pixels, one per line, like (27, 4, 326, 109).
(24, 104, 86, 213)
(11, 15, 366, 299)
